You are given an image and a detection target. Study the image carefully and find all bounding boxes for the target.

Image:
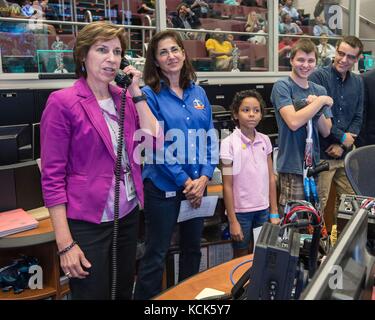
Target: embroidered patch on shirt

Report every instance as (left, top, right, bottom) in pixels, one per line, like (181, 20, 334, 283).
(193, 99, 205, 110)
(242, 143, 247, 150)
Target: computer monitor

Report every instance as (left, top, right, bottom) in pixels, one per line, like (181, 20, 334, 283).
(359, 51, 374, 72)
(300, 208, 375, 300)
(212, 110, 235, 140)
(0, 160, 44, 212)
(32, 123, 40, 160)
(256, 114, 278, 136)
(201, 83, 275, 110)
(0, 124, 32, 165)
(0, 90, 34, 125)
(247, 223, 301, 300)
(34, 89, 57, 122)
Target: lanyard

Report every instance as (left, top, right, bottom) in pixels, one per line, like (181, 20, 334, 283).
(101, 107, 131, 174)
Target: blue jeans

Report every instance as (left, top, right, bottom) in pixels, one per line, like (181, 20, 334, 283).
(134, 179, 204, 300)
(232, 209, 269, 250)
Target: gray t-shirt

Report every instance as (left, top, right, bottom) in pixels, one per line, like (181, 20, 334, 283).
(271, 77, 328, 175)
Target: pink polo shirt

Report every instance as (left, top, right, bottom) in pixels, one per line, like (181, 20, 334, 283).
(220, 128, 272, 213)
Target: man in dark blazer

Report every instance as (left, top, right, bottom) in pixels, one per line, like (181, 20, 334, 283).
(171, 3, 201, 30)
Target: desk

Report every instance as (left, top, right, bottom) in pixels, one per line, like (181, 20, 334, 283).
(0, 210, 69, 300)
(155, 255, 252, 300)
(0, 216, 54, 249)
(207, 184, 223, 198)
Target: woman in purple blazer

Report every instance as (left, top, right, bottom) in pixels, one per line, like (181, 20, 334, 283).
(40, 21, 160, 299)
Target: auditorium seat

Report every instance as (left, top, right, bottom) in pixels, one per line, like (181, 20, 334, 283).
(209, 4, 267, 19)
(233, 41, 256, 70)
(210, 3, 232, 18)
(0, 32, 36, 56)
(183, 39, 213, 71)
(300, 25, 314, 35)
(47, 34, 75, 50)
(183, 39, 208, 58)
(125, 0, 141, 13)
(199, 18, 246, 33)
(252, 43, 268, 71)
(166, 0, 181, 14)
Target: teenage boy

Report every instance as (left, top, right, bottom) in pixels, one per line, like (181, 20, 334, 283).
(309, 36, 364, 228)
(271, 38, 333, 209)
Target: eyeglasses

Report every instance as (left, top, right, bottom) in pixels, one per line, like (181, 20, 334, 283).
(337, 50, 357, 61)
(158, 46, 182, 58)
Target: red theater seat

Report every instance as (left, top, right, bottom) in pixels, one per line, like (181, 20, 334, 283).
(183, 39, 213, 71)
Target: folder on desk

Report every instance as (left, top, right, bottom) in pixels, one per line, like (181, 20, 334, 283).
(0, 208, 39, 237)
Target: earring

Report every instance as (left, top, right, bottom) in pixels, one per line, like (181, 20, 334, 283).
(81, 62, 86, 72)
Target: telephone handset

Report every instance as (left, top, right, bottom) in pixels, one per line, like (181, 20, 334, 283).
(115, 57, 133, 88)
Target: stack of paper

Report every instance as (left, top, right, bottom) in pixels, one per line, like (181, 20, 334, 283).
(0, 209, 39, 237)
(28, 207, 50, 221)
(195, 288, 226, 300)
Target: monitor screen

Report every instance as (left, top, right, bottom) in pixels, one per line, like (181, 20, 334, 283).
(201, 83, 275, 110)
(300, 208, 375, 300)
(0, 124, 32, 165)
(212, 110, 234, 140)
(0, 160, 44, 212)
(32, 123, 40, 160)
(359, 51, 374, 72)
(0, 90, 34, 126)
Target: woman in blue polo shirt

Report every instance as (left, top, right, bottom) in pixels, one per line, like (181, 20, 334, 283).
(134, 30, 218, 299)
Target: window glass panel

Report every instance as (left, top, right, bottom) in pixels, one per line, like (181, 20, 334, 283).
(359, 0, 375, 72)
(0, 1, 158, 73)
(359, 40, 375, 72)
(294, 0, 349, 35)
(168, 1, 269, 72)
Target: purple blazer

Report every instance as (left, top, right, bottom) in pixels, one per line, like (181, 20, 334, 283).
(41, 77, 144, 224)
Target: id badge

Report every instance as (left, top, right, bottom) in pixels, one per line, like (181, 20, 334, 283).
(166, 191, 176, 198)
(125, 171, 136, 201)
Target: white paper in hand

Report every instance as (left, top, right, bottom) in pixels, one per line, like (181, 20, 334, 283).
(177, 196, 218, 223)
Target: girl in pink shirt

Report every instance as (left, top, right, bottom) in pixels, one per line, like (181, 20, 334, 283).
(220, 90, 280, 258)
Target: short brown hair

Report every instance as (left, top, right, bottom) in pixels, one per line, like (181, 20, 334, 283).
(336, 35, 363, 57)
(74, 21, 127, 78)
(143, 30, 196, 93)
(290, 38, 318, 61)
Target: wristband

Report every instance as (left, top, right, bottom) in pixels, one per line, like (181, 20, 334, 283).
(57, 240, 77, 256)
(132, 93, 147, 104)
(340, 133, 347, 144)
(269, 213, 279, 219)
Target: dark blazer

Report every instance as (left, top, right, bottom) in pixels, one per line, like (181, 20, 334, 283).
(171, 13, 201, 29)
(358, 69, 375, 146)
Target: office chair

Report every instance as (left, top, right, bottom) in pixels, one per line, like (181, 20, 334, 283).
(211, 104, 226, 113)
(344, 145, 375, 197)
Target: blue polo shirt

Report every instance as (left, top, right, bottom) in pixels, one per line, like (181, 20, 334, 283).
(309, 65, 364, 160)
(271, 77, 328, 175)
(142, 81, 219, 191)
